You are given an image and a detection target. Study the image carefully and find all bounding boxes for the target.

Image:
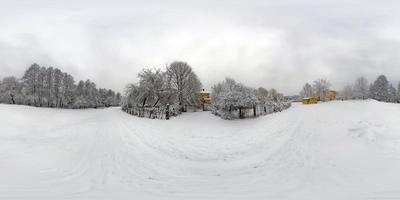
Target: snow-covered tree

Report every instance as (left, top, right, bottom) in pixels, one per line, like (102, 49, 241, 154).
(52, 68, 63, 107)
(340, 85, 354, 100)
(397, 82, 400, 103)
(137, 68, 166, 107)
(0, 76, 23, 104)
(300, 83, 313, 98)
(256, 87, 269, 105)
(84, 80, 100, 108)
(166, 61, 202, 111)
(183, 72, 202, 107)
(211, 78, 257, 119)
(114, 92, 121, 106)
(42, 67, 53, 107)
(370, 75, 389, 102)
(353, 76, 369, 100)
(268, 88, 281, 102)
(22, 63, 41, 106)
(123, 83, 140, 108)
(211, 78, 290, 119)
(212, 78, 241, 118)
(388, 84, 397, 103)
(61, 73, 75, 108)
(122, 67, 183, 119)
(97, 89, 119, 107)
(313, 79, 331, 101)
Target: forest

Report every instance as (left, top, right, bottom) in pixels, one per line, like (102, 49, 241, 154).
(0, 63, 121, 108)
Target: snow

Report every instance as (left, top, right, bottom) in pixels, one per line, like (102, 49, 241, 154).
(1, 100, 400, 199)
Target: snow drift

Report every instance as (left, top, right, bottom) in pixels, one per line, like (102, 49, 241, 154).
(1, 100, 400, 200)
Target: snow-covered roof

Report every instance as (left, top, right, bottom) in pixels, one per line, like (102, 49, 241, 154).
(200, 89, 209, 94)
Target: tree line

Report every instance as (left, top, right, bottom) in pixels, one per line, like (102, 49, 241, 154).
(300, 75, 400, 103)
(341, 75, 400, 103)
(122, 61, 202, 119)
(0, 63, 121, 108)
(211, 78, 291, 119)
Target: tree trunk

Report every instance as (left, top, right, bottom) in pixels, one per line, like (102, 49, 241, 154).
(10, 94, 15, 104)
(166, 104, 170, 120)
(153, 98, 160, 107)
(142, 96, 147, 107)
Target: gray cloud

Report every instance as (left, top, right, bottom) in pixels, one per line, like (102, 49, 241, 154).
(1, 0, 400, 95)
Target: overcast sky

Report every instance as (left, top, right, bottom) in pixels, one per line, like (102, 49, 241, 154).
(1, 0, 400, 95)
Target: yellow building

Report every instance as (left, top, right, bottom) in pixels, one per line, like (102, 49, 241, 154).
(196, 89, 212, 111)
(327, 90, 337, 101)
(303, 90, 336, 105)
(303, 97, 318, 104)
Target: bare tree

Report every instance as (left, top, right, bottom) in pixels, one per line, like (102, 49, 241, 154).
(166, 61, 202, 112)
(300, 82, 313, 98)
(353, 76, 368, 99)
(388, 84, 397, 103)
(340, 84, 354, 100)
(313, 79, 331, 101)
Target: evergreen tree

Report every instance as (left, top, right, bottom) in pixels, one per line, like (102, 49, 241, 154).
(370, 75, 389, 102)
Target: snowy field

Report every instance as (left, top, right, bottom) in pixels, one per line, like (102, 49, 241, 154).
(1, 100, 400, 200)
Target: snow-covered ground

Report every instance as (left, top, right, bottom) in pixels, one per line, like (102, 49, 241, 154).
(1, 100, 400, 200)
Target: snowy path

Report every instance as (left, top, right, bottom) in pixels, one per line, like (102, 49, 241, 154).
(1, 100, 400, 199)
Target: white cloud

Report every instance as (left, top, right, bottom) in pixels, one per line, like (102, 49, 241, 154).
(1, 0, 400, 94)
